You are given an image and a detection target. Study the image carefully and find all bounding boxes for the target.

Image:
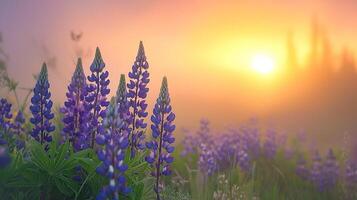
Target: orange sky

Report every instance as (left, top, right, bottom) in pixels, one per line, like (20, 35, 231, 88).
(1, 0, 357, 137)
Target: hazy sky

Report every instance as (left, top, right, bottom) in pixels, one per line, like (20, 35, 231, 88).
(1, 0, 357, 135)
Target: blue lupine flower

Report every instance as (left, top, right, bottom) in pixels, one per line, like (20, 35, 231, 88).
(61, 58, 89, 151)
(237, 148, 250, 172)
(29, 63, 55, 145)
(198, 143, 218, 177)
(310, 151, 324, 191)
(345, 160, 357, 188)
(196, 119, 211, 145)
(263, 129, 277, 159)
(13, 111, 25, 149)
(127, 41, 150, 157)
(322, 149, 339, 190)
(95, 74, 131, 200)
(296, 155, 309, 180)
(0, 98, 13, 145)
(0, 146, 11, 168)
(180, 128, 197, 157)
(85, 48, 110, 148)
(240, 123, 260, 158)
(214, 129, 241, 171)
(145, 77, 175, 200)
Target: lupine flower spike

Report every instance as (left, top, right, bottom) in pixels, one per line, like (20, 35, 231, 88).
(29, 63, 55, 145)
(323, 149, 339, 190)
(96, 74, 131, 200)
(310, 151, 323, 191)
(61, 58, 89, 151)
(127, 41, 150, 158)
(145, 77, 175, 200)
(0, 98, 13, 145)
(86, 48, 110, 148)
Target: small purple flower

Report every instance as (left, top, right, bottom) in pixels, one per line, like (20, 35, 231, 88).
(310, 151, 324, 191)
(180, 128, 197, 157)
(0, 146, 11, 168)
(61, 58, 89, 151)
(85, 48, 110, 148)
(145, 77, 175, 200)
(240, 124, 260, 158)
(0, 98, 13, 144)
(29, 63, 55, 145)
(237, 148, 250, 172)
(322, 149, 339, 190)
(345, 160, 357, 187)
(127, 41, 150, 158)
(263, 129, 277, 159)
(196, 119, 211, 145)
(198, 143, 218, 177)
(13, 111, 25, 149)
(95, 75, 131, 200)
(296, 155, 309, 180)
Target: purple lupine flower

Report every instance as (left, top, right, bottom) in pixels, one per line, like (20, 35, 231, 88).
(240, 124, 260, 158)
(310, 151, 324, 191)
(115, 75, 132, 134)
(237, 148, 250, 172)
(29, 63, 55, 145)
(13, 111, 25, 149)
(180, 128, 197, 157)
(296, 155, 309, 180)
(0, 98, 13, 145)
(196, 119, 211, 145)
(145, 77, 175, 200)
(61, 58, 89, 151)
(345, 160, 357, 187)
(198, 143, 218, 177)
(214, 129, 241, 170)
(12, 111, 25, 135)
(127, 41, 150, 158)
(95, 75, 131, 200)
(322, 149, 339, 190)
(0, 146, 11, 168)
(85, 48, 110, 148)
(0, 98, 12, 130)
(263, 129, 277, 159)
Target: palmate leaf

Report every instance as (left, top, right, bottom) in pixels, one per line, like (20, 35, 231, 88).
(23, 140, 82, 198)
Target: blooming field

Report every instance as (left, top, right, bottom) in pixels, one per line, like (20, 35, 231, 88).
(0, 42, 357, 200)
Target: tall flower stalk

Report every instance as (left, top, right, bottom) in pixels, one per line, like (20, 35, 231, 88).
(96, 74, 131, 199)
(61, 58, 89, 151)
(85, 48, 110, 148)
(145, 77, 175, 200)
(127, 41, 150, 157)
(29, 63, 55, 145)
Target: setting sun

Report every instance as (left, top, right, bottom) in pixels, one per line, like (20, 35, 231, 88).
(251, 54, 275, 74)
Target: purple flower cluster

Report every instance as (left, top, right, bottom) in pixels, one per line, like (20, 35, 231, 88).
(310, 151, 324, 191)
(296, 155, 309, 180)
(95, 75, 131, 200)
(145, 77, 175, 200)
(0, 98, 12, 131)
(0, 145, 11, 168)
(263, 129, 277, 158)
(322, 149, 339, 190)
(0, 98, 25, 151)
(181, 120, 256, 175)
(61, 58, 89, 151)
(127, 41, 150, 158)
(0, 98, 13, 167)
(29, 63, 55, 145)
(297, 149, 340, 191)
(85, 48, 110, 148)
(345, 160, 357, 187)
(198, 143, 218, 177)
